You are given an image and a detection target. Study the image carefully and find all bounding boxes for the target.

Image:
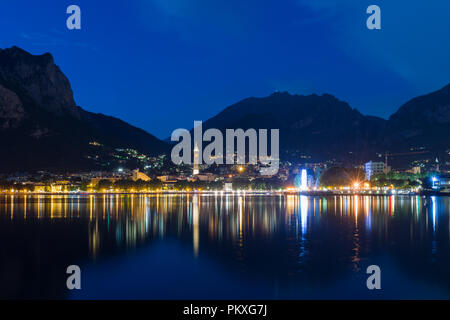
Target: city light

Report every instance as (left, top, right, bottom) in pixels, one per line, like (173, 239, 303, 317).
(431, 176, 440, 190)
(300, 169, 307, 191)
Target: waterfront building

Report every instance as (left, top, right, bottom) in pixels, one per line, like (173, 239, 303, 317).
(194, 173, 215, 182)
(193, 143, 200, 175)
(157, 175, 178, 182)
(90, 177, 119, 186)
(439, 175, 450, 191)
(406, 166, 421, 175)
(131, 169, 151, 182)
(33, 184, 46, 192)
(223, 183, 233, 192)
(364, 161, 385, 180)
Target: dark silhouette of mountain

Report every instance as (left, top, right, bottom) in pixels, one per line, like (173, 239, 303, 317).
(200, 91, 387, 161)
(199, 86, 450, 163)
(1, 46, 448, 172)
(0, 46, 168, 172)
(383, 84, 450, 152)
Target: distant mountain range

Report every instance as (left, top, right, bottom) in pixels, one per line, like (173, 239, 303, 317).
(201, 85, 450, 163)
(0, 46, 448, 172)
(200, 92, 386, 161)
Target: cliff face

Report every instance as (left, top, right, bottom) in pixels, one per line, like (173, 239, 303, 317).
(0, 46, 80, 119)
(0, 46, 168, 172)
(0, 84, 25, 129)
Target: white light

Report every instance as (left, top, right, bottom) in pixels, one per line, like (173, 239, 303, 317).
(301, 169, 307, 191)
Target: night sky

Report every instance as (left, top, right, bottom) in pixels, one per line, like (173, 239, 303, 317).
(1, 0, 449, 138)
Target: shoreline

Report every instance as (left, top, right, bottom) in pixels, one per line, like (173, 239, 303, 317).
(2, 190, 449, 196)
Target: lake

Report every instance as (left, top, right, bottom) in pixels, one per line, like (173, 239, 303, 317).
(0, 194, 449, 299)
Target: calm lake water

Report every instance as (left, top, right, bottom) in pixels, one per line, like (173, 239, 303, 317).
(0, 194, 449, 299)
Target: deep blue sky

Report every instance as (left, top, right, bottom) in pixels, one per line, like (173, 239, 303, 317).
(1, 1, 449, 138)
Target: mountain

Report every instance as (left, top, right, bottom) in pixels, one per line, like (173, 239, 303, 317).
(383, 84, 450, 152)
(198, 85, 450, 163)
(0, 46, 168, 172)
(1, 46, 448, 172)
(200, 91, 387, 162)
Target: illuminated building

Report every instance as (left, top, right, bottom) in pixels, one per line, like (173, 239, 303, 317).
(194, 173, 215, 182)
(406, 166, 421, 174)
(193, 142, 200, 175)
(364, 161, 385, 180)
(34, 184, 46, 193)
(300, 169, 308, 191)
(294, 168, 313, 190)
(90, 177, 119, 186)
(438, 175, 450, 192)
(131, 169, 151, 182)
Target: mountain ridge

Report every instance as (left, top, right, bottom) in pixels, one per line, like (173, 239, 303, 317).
(199, 90, 388, 161)
(1, 46, 449, 172)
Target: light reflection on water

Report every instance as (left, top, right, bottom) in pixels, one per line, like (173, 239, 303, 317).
(0, 194, 449, 299)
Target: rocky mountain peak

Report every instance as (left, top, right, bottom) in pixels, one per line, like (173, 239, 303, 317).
(0, 46, 80, 118)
